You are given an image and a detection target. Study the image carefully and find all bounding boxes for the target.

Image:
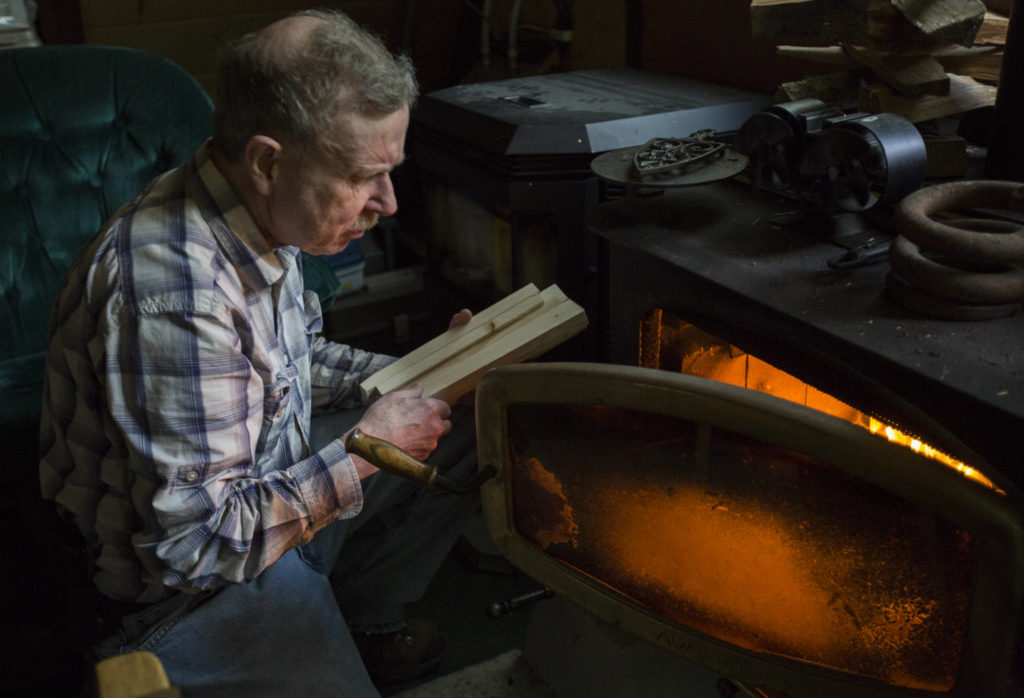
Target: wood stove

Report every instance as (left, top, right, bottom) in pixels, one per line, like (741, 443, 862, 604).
(380, 63, 1024, 698)
(552, 177, 1024, 696)
(474, 362, 1022, 697)
(351, 177, 1024, 697)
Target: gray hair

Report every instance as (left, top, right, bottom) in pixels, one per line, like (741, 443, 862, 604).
(213, 9, 418, 165)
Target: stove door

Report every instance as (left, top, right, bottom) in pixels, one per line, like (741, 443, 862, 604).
(474, 362, 1023, 698)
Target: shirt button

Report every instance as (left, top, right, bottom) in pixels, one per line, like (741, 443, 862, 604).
(185, 470, 199, 482)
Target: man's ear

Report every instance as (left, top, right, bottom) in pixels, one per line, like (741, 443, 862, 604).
(244, 135, 283, 196)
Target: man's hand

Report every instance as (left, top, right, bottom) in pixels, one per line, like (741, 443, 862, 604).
(345, 383, 451, 479)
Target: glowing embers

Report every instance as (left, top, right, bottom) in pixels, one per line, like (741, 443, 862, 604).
(639, 308, 999, 492)
(508, 404, 972, 691)
(867, 418, 998, 491)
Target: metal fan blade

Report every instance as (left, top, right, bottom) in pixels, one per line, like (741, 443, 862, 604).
(735, 112, 799, 190)
(799, 128, 872, 178)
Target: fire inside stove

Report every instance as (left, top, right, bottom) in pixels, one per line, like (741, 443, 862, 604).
(639, 308, 999, 493)
(508, 407, 972, 692)
(499, 309, 1012, 693)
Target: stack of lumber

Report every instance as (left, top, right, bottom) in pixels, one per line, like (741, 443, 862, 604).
(360, 283, 588, 405)
(752, 0, 1005, 122)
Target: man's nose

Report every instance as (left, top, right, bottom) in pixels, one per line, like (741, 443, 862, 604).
(367, 174, 397, 216)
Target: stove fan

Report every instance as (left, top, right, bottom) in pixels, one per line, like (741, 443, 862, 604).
(731, 98, 841, 192)
(734, 101, 927, 268)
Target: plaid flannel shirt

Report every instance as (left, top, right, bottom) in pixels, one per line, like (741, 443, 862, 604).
(39, 142, 393, 603)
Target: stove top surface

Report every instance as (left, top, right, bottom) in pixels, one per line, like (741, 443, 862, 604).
(414, 68, 770, 156)
(588, 178, 1024, 481)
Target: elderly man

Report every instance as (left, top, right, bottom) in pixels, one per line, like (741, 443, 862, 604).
(39, 10, 478, 696)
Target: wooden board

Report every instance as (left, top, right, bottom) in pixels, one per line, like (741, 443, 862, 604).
(362, 283, 545, 400)
(360, 284, 588, 405)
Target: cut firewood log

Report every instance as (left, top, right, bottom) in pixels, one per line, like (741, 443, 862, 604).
(974, 10, 1009, 45)
(754, 0, 988, 49)
(751, 0, 824, 40)
(983, 0, 1013, 15)
(843, 44, 950, 95)
(774, 70, 868, 110)
(822, 0, 924, 48)
(938, 49, 1004, 83)
(360, 284, 588, 405)
(891, 0, 987, 47)
(858, 73, 997, 121)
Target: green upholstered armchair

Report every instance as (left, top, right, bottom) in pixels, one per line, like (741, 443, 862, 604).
(0, 45, 215, 490)
(0, 45, 213, 695)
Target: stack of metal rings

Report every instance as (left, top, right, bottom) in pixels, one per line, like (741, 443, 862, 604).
(887, 180, 1024, 320)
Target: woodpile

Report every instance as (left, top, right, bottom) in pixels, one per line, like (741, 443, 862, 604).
(752, 0, 1006, 122)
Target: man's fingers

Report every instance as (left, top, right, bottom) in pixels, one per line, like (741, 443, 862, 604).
(448, 308, 472, 329)
(433, 398, 451, 419)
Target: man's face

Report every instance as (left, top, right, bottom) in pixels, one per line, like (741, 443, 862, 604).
(261, 106, 409, 256)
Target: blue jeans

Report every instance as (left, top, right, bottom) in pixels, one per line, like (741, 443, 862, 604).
(96, 406, 479, 697)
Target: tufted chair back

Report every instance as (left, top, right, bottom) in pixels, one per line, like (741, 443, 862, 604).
(0, 45, 213, 486)
(0, 45, 212, 696)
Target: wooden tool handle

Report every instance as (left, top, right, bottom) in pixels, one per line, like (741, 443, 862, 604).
(344, 428, 438, 489)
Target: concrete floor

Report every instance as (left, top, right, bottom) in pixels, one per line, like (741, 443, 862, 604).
(379, 539, 543, 696)
(384, 527, 726, 698)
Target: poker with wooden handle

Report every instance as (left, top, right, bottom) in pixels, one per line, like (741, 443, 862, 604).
(344, 428, 495, 494)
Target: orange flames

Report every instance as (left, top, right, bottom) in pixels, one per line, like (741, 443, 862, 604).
(641, 309, 1001, 493)
(867, 418, 999, 491)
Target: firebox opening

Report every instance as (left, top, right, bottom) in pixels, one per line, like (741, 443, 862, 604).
(506, 403, 973, 692)
(639, 307, 1000, 493)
